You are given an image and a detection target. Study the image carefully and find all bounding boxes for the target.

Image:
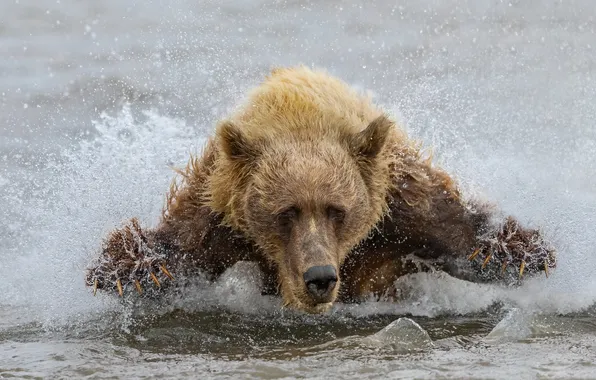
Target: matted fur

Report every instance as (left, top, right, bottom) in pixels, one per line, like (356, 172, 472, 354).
(86, 66, 556, 313)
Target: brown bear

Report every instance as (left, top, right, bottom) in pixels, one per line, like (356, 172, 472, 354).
(86, 66, 556, 313)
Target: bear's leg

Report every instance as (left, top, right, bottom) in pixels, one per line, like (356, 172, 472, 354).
(85, 218, 179, 296)
(86, 216, 267, 297)
(341, 204, 556, 302)
(341, 160, 556, 301)
(392, 164, 556, 283)
(395, 157, 556, 279)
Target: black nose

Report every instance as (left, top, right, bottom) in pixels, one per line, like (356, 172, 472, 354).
(303, 265, 338, 301)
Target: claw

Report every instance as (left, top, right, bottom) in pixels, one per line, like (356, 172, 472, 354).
(519, 261, 526, 278)
(134, 279, 143, 294)
(116, 279, 123, 297)
(468, 248, 481, 261)
(160, 264, 174, 280)
(93, 279, 98, 296)
(501, 259, 508, 274)
(544, 261, 549, 278)
(150, 272, 161, 288)
(481, 253, 492, 269)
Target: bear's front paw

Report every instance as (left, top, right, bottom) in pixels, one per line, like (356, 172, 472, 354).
(85, 218, 174, 297)
(468, 217, 556, 280)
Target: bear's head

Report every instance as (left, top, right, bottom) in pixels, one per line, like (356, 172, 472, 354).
(212, 115, 394, 313)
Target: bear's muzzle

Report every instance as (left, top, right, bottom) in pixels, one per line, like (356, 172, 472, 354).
(303, 265, 337, 303)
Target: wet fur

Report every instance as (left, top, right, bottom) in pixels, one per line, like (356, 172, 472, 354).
(86, 66, 556, 308)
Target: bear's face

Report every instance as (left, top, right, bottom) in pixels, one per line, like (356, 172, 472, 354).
(244, 146, 371, 313)
(217, 116, 393, 313)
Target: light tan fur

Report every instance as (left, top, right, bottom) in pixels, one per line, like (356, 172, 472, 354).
(206, 66, 408, 232)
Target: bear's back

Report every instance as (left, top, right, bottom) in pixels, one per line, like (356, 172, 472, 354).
(229, 66, 383, 139)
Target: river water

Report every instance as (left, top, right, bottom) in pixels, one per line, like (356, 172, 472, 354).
(1, 1, 596, 379)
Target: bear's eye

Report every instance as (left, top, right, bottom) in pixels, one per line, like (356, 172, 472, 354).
(327, 206, 346, 224)
(276, 206, 300, 229)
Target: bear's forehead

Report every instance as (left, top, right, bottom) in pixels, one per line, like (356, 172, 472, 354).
(253, 149, 361, 194)
(260, 139, 353, 170)
(253, 169, 361, 206)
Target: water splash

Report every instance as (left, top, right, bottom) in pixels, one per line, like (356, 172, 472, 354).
(0, 106, 199, 325)
(363, 317, 434, 352)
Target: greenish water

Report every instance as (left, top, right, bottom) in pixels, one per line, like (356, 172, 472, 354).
(2, 304, 596, 378)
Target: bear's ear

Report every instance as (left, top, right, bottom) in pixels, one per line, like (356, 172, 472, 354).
(218, 121, 260, 163)
(349, 115, 393, 159)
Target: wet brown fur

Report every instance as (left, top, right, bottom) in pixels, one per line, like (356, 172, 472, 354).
(86, 66, 556, 312)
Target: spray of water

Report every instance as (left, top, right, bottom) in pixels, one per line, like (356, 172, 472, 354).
(0, 107, 199, 325)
